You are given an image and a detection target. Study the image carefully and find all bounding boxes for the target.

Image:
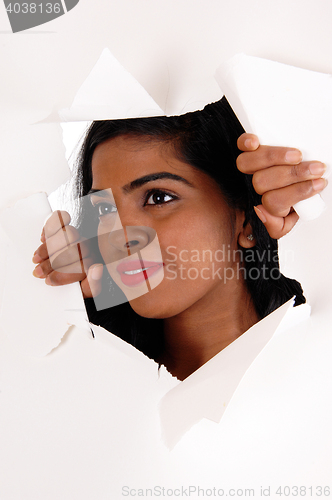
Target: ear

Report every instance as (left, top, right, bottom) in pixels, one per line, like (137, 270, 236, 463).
(237, 222, 256, 249)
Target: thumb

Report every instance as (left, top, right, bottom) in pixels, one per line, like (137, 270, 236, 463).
(237, 133, 260, 152)
(80, 264, 104, 298)
(254, 205, 299, 239)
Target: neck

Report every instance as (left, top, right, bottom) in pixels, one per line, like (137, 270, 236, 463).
(159, 279, 259, 380)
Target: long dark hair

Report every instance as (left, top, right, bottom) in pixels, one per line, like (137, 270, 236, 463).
(74, 97, 305, 360)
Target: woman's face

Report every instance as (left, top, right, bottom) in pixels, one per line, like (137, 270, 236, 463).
(90, 135, 249, 319)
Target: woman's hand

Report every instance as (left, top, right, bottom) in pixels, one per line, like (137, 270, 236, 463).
(237, 133, 328, 239)
(32, 210, 103, 298)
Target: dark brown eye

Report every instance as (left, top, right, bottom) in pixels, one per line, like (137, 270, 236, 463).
(96, 203, 117, 217)
(145, 191, 174, 205)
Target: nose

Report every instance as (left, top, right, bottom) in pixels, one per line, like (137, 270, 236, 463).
(108, 226, 157, 258)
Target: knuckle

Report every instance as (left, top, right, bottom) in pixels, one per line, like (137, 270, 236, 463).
(266, 148, 279, 164)
(40, 259, 53, 275)
(290, 164, 299, 179)
(290, 164, 305, 180)
(48, 272, 63, 286)
(261, 192, 283, 216)
(37, 243, 49, 260)
(297, 180, 312, 198)
(236, 153, 247, 172)
(252, 171, 266, 195)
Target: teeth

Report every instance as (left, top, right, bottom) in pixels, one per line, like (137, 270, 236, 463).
(123, 268, 149, 275)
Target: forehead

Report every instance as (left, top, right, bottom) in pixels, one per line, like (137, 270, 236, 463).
(92, 134, 173, 172)
(91, 134, 216, 190)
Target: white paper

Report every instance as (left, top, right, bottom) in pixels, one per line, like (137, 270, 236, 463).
(215, 54, 332, 220)
(159, 299, 311, 449)
(0, 193, 89, 357)
(58, 48, 165, 121)
(0, 122, 71, 211)
(1, 5, 332, 495)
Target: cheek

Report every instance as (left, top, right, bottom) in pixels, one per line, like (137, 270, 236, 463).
(126, 225, 239, 319)
(162, 215, 235, 265)
(160, 212, 241, 287)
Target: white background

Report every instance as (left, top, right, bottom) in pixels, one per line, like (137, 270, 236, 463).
(1, 2, 332, 499)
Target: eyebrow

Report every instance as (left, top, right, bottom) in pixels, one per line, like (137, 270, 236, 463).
(88, 172, 193, 196)
(88, 189, 111, 197)
(123, 172, 193, 193)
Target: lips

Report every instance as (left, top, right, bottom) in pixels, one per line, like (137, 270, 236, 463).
(116, 260, 163, 287)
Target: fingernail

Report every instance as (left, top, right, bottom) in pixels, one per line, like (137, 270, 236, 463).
(91, 265, 103, 281)
(244, 137, 259, 149)
(285, 150, 302, 164)
(312, 178, 328, 191)
(309, 162, 326, 176)
(32, 265, 45, 278)
(254, 206, 267, 224)
(32, 252, 42, 264)
(40, 229, 46, 243)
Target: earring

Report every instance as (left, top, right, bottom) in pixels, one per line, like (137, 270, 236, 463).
(247, 234, 254, 241)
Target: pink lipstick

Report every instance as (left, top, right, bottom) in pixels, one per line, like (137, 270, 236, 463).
(116, 260, 163, 287)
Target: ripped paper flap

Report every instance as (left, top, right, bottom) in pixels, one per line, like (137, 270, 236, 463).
(58, 48, 164, 121)
(215, 54, 332, 220)
(159, 298, 311, 449)
(0, 193, 89, 357)
(0, 122, 71, 210)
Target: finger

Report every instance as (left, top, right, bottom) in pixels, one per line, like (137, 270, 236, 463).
(49, 241, 90, 270)
(237, 133, 260, 151)
(254, 205, 299, 239)
(33, 238, 89, 267)
(80, 264, 104, 299)
(261, 178, 328, 218)
(43, 257, 95, 286)
(252, 162, 327, 195)
(45, 225, 81, 257)
(45, 270, 86, 286)
(33, 254, 93, 279)
(32, 210, 70, 264)
(237, 146, 303, 174)
(33, 211, 73, 263)
(33, 225, 81, 263)
(44, 210, 71, 239)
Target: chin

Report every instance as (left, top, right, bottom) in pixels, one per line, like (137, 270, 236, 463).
(128, 293, 176, 320)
